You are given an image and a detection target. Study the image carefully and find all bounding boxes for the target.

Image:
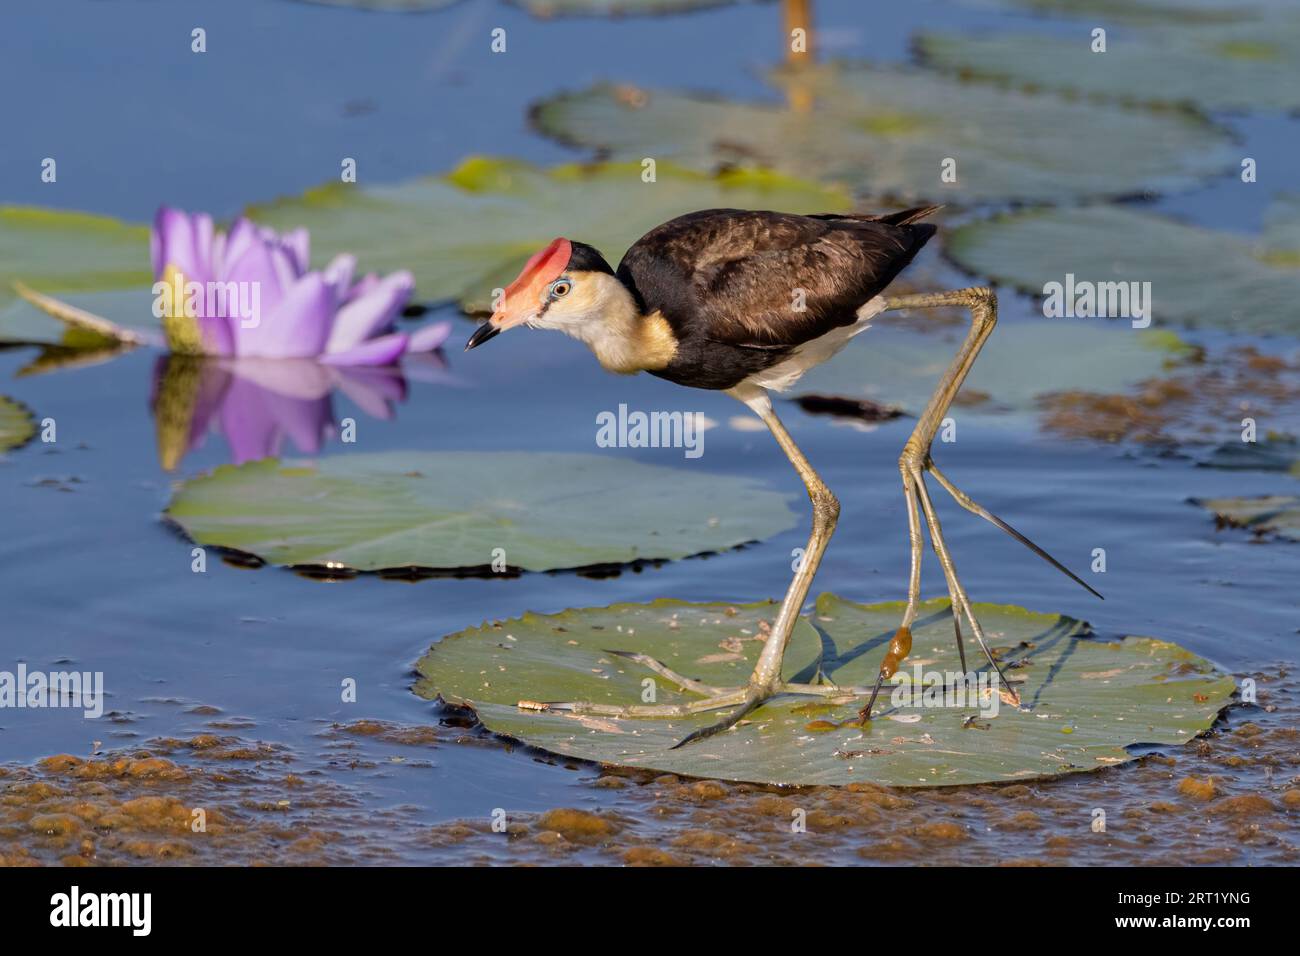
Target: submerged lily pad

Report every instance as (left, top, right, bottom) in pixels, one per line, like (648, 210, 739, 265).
(917, 18, 1300, 112)
(1202, 438, 1299, 472)
(948, 201, 1300, 335)
(510, 0, 739, 15)
(166, 452, 797, 572)
(288, 0, 459, 10)
(1001, 337, 1299, 449)
(794, 322, 1185, 427)
(0, 207, 150, 320)
(1194, 494, 1300, 541)
(248, 157, 848, 313)
(532, 67, 1233, 204)
(0, 396, 37, 453)
(958, 0, 1293, 26)
(415, 595, 1234, 787)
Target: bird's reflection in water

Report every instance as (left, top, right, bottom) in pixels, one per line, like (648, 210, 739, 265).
(149, 351, 450, 471)
(783, 0, 815, 113)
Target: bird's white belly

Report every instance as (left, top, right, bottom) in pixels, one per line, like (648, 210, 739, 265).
(743, 296, 886, 393)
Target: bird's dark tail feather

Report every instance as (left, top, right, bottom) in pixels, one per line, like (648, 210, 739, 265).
(813, 205, 944, 227)
(869, 204, 945, 226)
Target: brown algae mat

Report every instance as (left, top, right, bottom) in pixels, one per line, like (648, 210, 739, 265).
(2, 672, 1296, 866)
(425, 667, 1298, 866)
(1, 722, 436, 866)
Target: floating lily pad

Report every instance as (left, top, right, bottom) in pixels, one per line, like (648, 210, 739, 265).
(1194, 494, 1300, 541)
(794, 322, 1185, 427)
(948, 202, 1300, 335)
(0, 396, 37, 453)
(3, 160, 841, 342)
(917, 18, 1300, 112)
(0, 207, 150, 321)
(166, 452, 797, 572)
(0, 288, 159, 348)
(415, 594, 1234, 787)
(249, 157, 848, 313)
(532, 67, 1233, 204)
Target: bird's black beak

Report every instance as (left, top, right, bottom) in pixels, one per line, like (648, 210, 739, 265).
(464, 321, 501, 351)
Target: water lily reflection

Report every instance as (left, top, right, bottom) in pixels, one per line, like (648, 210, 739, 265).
(150, 353, 429, 470)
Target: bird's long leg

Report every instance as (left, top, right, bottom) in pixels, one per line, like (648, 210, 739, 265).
(729, 385, 840, 694)
(522, 386, 838, 744)
(858, 470, 950, 720)
(867, 287, 1102, 712)
(669, 384, 843, 748)
(857, 288, 1101, 721)
(910, 464, 1017, 701)
(860, 475, 997, 722)
(856, 287, 1021, 712)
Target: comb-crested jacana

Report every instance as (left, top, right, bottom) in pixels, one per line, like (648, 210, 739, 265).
(466, 206, 1101, 748)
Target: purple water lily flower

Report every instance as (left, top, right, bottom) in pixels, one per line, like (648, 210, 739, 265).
(151, 206, 451, 364)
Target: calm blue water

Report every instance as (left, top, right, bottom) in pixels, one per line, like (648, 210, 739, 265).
(1, 0, 1296, 842)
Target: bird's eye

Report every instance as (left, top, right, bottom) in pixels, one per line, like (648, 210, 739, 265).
(550, 279, 572, 298)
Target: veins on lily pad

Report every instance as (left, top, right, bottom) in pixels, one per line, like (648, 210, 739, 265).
(165, 451, 798, 574)
(414, 595, 1236, 788)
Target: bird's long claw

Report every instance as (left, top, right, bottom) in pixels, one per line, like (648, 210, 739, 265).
(927, 462, 1103, 601)
(671, 696, 765, 749)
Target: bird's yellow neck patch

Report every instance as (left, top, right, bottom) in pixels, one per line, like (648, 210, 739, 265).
(589, 309, 677, 375)
(537, 271, 677, 375)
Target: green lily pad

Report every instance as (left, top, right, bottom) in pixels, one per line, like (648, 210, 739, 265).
(2, 158, 842, 343)
(794, 322, 1186, 426)
(414, 594, 1235, 786)
(917, 18, 1300, 112)
(0, 207, 150, 320)
(532, 67, 1233, 204)
(249, 157, 849, 313)
(0, 288, 159, 348)
(1194, 494, 1300, 541)
(166, 452, 797, 573)
(948, 201, 1300, 335)
(2, 158, 844, 342)
(0, 396, 37, 453)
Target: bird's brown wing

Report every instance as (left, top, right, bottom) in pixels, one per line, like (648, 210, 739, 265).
(617, 209, 936, 350)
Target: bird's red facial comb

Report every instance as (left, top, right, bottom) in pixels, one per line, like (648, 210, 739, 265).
(466, 238, 572, 350)
(503, 238, 571, 305)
